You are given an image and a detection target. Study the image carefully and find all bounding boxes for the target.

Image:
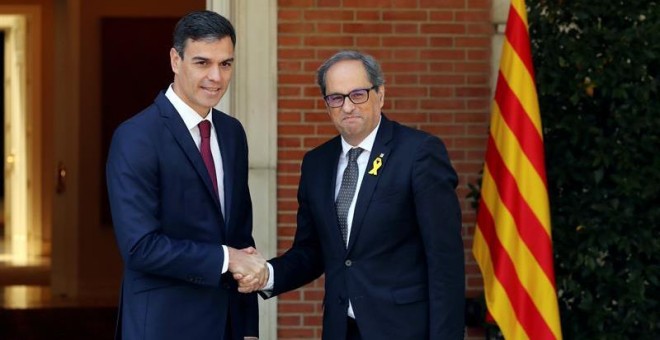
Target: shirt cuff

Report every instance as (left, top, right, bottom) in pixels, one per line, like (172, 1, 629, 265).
(221, 245, 229, 274)
(262, 262, 275, 291)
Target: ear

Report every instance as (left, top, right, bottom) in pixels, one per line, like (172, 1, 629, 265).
(170, 47, 180, 74)
(377, 85, 385, 108)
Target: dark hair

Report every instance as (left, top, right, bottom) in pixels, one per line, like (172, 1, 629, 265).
(172, 10, 236, 59)
(316, 50, 385, 96)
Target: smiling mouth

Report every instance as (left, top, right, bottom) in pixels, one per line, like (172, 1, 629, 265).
(202, 86, 221, 94)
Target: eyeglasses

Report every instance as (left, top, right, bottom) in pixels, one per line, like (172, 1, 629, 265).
(323, 85, 378, 108)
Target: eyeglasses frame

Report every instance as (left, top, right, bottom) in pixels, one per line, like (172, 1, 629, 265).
(323, 85, 378, 108)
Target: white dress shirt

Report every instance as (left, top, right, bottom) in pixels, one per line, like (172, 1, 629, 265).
(165, 85, 229, 274)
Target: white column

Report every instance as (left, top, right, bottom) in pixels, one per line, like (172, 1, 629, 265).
(207, 1, 278, 338)
(491, 0, 510, 90)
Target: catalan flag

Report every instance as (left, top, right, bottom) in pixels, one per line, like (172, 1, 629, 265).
(472, 0, 563, 339)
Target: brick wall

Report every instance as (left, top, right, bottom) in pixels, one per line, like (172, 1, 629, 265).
(276, 0, 492, 338)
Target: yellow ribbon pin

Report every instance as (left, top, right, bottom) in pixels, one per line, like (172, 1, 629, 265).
(368, 155, 383, 176)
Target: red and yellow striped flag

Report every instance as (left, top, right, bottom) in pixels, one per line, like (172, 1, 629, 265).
(472, 0, 562, 339)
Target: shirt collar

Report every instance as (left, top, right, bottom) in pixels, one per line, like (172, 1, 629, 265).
(340, 115, 381, 157)
(165, 84, 214, 130)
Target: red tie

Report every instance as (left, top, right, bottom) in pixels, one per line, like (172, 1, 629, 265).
(198, 120, 218, 196)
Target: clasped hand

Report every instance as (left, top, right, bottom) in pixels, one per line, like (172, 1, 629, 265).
(227, 247, 268, 293)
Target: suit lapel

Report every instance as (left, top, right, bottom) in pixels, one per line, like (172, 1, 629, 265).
(213, 111, 234, 226)
(325, 139, 344, 248)
(157, 93, 224, 216)
(347, 116, 393, 253)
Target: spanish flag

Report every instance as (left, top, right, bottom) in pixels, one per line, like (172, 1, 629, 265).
(472, 0, 563, 339)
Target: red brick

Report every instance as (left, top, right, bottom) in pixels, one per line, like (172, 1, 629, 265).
(430, 37, 455, 47)
(355, 36, 382, 47)
(278, 61, 303, 72)
(304, 35, 354, 46)
(317, 0, 342, 7)
(386, 112, 428, 123)
(279, 9, 303, 21)
(421, 99, 465, 110)
(421, 23, 466, 34)
(343, 23, 393, 34)
(383, 36, 427, 47)
(383, 10, 428, 21)
(468, 23, 494, 34)
(279, 74, 315, 85)
(279, 36, 302, 46)
(455, 112, 488, 123)
(317, 22, 342, 33)
(454, 62, 490, 73)
(303, 315, 323, 326)
(279, 0, 314, 7)
(278, 137, 302, 148)
(278, 48, 315, 59)
(456, 10, 491, 22)
(344, 0, 393, 8)
(278, 315, 302, 326)
(393, 49, 419, 61)
(356, 10, 381, 20)
(430, 87, 454, 97)
(456, 86, 491, 98)
(277, 212, 297, 224)
(467, 99, 491, 110)
(279, 23, 315, 33)
(305, 9, 354, 20)
(421, 49, 465, 60)
(278, 112, 302, 122)
(392, 0, 420, 8)
(392, 99, 419, 110)
(430, 10, 454, 21)
(278, 99, 316, 109)
(394, 23, 419, 34)
(468, 0, 491, 9)
(278, 329, 316, 338)
(388, 85, 428, 97)
(421, 0, 464, 8)
(381, 62, 427, 73)
(422, 74, 465, 85)
(468, 49, 489, 61)
(456, 37, 490, 48)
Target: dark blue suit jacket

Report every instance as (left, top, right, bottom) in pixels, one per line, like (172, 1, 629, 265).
(106, 91, 258, 340)
(268, 115, 465, 339)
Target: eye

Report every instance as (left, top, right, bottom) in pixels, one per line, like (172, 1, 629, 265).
(349, 90, 367, 100)
(220, 61, 233, 69)
(327, 95, 343, 103)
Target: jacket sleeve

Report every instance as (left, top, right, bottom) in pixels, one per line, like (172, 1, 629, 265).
(106, 121, 224, 286)
(412, 135, 465, 339)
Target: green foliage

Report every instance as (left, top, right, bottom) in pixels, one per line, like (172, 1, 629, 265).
(527, 0, 660, 338)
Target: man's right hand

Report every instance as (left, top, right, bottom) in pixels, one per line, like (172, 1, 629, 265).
(227, 247, 268, 293)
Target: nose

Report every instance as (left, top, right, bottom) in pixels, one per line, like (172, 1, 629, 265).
(207, 66, 222, 82)
(341, 96, 355, 112)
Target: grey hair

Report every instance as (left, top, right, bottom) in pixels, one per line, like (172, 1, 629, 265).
(316, 50, 385, 96)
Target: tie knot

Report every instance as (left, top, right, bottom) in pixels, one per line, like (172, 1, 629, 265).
(347, 147, 363, 162)
(199, 120, 212, 139)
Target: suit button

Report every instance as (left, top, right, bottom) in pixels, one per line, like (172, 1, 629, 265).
(345, 260, 352, 267)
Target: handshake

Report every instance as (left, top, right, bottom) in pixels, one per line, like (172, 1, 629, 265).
(227, 247, 269, 293)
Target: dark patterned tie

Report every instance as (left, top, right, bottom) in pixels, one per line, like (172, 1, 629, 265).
(198, 120, 218, 197)
(336, 147, 363, 246)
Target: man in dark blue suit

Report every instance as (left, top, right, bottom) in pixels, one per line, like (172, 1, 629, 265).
(241, 50, 465, 339)
(106, 11, 267, 340)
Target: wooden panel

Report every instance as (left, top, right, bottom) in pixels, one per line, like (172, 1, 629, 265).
(100, 17, 178, 225)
